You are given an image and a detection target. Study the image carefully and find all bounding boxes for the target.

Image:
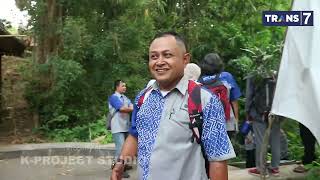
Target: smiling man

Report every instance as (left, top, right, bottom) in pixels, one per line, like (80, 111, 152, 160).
(111, 32, 235, 180)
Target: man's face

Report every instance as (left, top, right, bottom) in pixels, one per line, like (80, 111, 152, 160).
(149, 35, 190, 90)
(116, 82, 127, 94)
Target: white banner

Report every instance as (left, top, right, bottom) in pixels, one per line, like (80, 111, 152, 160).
(271, 0, 320, 143)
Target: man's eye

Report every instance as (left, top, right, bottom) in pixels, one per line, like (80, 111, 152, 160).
(164, 53, 173, 58)
(150, 54, 158, 60)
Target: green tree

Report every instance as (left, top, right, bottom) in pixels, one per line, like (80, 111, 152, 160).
(21, 0, 292, 143)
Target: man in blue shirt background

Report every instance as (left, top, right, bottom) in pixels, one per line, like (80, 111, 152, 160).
(108, 80, 133, 178)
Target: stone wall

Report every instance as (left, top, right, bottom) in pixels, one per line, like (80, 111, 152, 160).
(0, 56, 35, 138)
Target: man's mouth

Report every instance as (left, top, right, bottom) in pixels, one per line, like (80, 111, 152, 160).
(156, 68, 169, 73)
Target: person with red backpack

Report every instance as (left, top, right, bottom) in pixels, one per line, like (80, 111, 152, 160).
(110, 32, 235, 180)
(198, 53, 242, 138)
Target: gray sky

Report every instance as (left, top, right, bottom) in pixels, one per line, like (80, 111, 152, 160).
(0, 0, 29, 28)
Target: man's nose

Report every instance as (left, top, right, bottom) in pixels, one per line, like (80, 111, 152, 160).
(155, 56, 165, 66)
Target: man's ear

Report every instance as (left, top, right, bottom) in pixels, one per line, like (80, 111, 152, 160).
(183, 53, 191, 65)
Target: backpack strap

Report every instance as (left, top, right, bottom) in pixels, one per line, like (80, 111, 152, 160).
(187, 80, 203, 144)
(199, 73, 220, 85)
(137, 86, 153, 108)
(188, 80, 210, 177)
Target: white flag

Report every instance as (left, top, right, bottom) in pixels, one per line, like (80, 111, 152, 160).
(271, 0, 320, 143)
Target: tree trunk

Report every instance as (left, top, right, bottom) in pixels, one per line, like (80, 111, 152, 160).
(36, 0, 63, 64)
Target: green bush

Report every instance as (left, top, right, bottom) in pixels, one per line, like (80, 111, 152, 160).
(43, 117, 113, 143)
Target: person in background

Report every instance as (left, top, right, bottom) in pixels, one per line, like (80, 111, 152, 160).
(245, 73, 281, 177)
(198, 53, 242, 138)
(108, 80, 133, 178)
(244, 130, 256, 168)
(293, 123, 317, 173)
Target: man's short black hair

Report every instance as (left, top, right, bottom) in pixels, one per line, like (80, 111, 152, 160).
(199, 53, 224, 75)
(151, 31, 188, 52)
(114, 79, 122, 90)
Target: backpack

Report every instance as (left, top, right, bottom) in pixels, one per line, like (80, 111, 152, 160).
(199, 74, 231, 121)
(137, 80, 209, 177)
(105, 111, 116, 130)
(250, 77, 276, 115)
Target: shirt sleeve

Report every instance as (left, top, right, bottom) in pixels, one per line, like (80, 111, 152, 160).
(202, 95, 236, 161)
(129, 104, 138, 138)
(129, 91, 145, 138)
(108, 95, 123, 111)
(225, 72, 242, 101)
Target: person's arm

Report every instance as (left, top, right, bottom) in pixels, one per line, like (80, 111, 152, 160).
(226, 72, 241, 123)
(119, 97, 133, 113)
(109, 95, 133, 113)
(209, 161, 228, 180)
(231, 100, 239, 121)
(119, 106, 133, 113)
(111, 135, 137, 180)
(202, 94, 236, 180)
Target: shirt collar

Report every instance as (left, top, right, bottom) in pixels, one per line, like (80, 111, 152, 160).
(150, 75, 188, 95)
(114, 92, 122, 97)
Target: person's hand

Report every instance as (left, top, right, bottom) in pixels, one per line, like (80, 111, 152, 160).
(110, 163, 125, 180)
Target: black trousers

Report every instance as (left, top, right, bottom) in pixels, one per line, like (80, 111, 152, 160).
(246, 149, 256, 168)
(299, 123, 316, 164)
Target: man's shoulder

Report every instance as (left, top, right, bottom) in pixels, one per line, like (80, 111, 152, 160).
(220, 71, 236, 80)
(134, 87, 152, 104)
(109, 93, 118, 98)
(108, 93, 116, 99)
(108, 93, 120, 102)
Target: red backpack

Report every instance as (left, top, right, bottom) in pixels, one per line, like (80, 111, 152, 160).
(199, 74, 231, 121)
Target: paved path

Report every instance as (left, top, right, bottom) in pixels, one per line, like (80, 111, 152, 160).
(0, 157, 307, 180)
(0, 157, 138, 180)
(0, 143, 308, 180)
